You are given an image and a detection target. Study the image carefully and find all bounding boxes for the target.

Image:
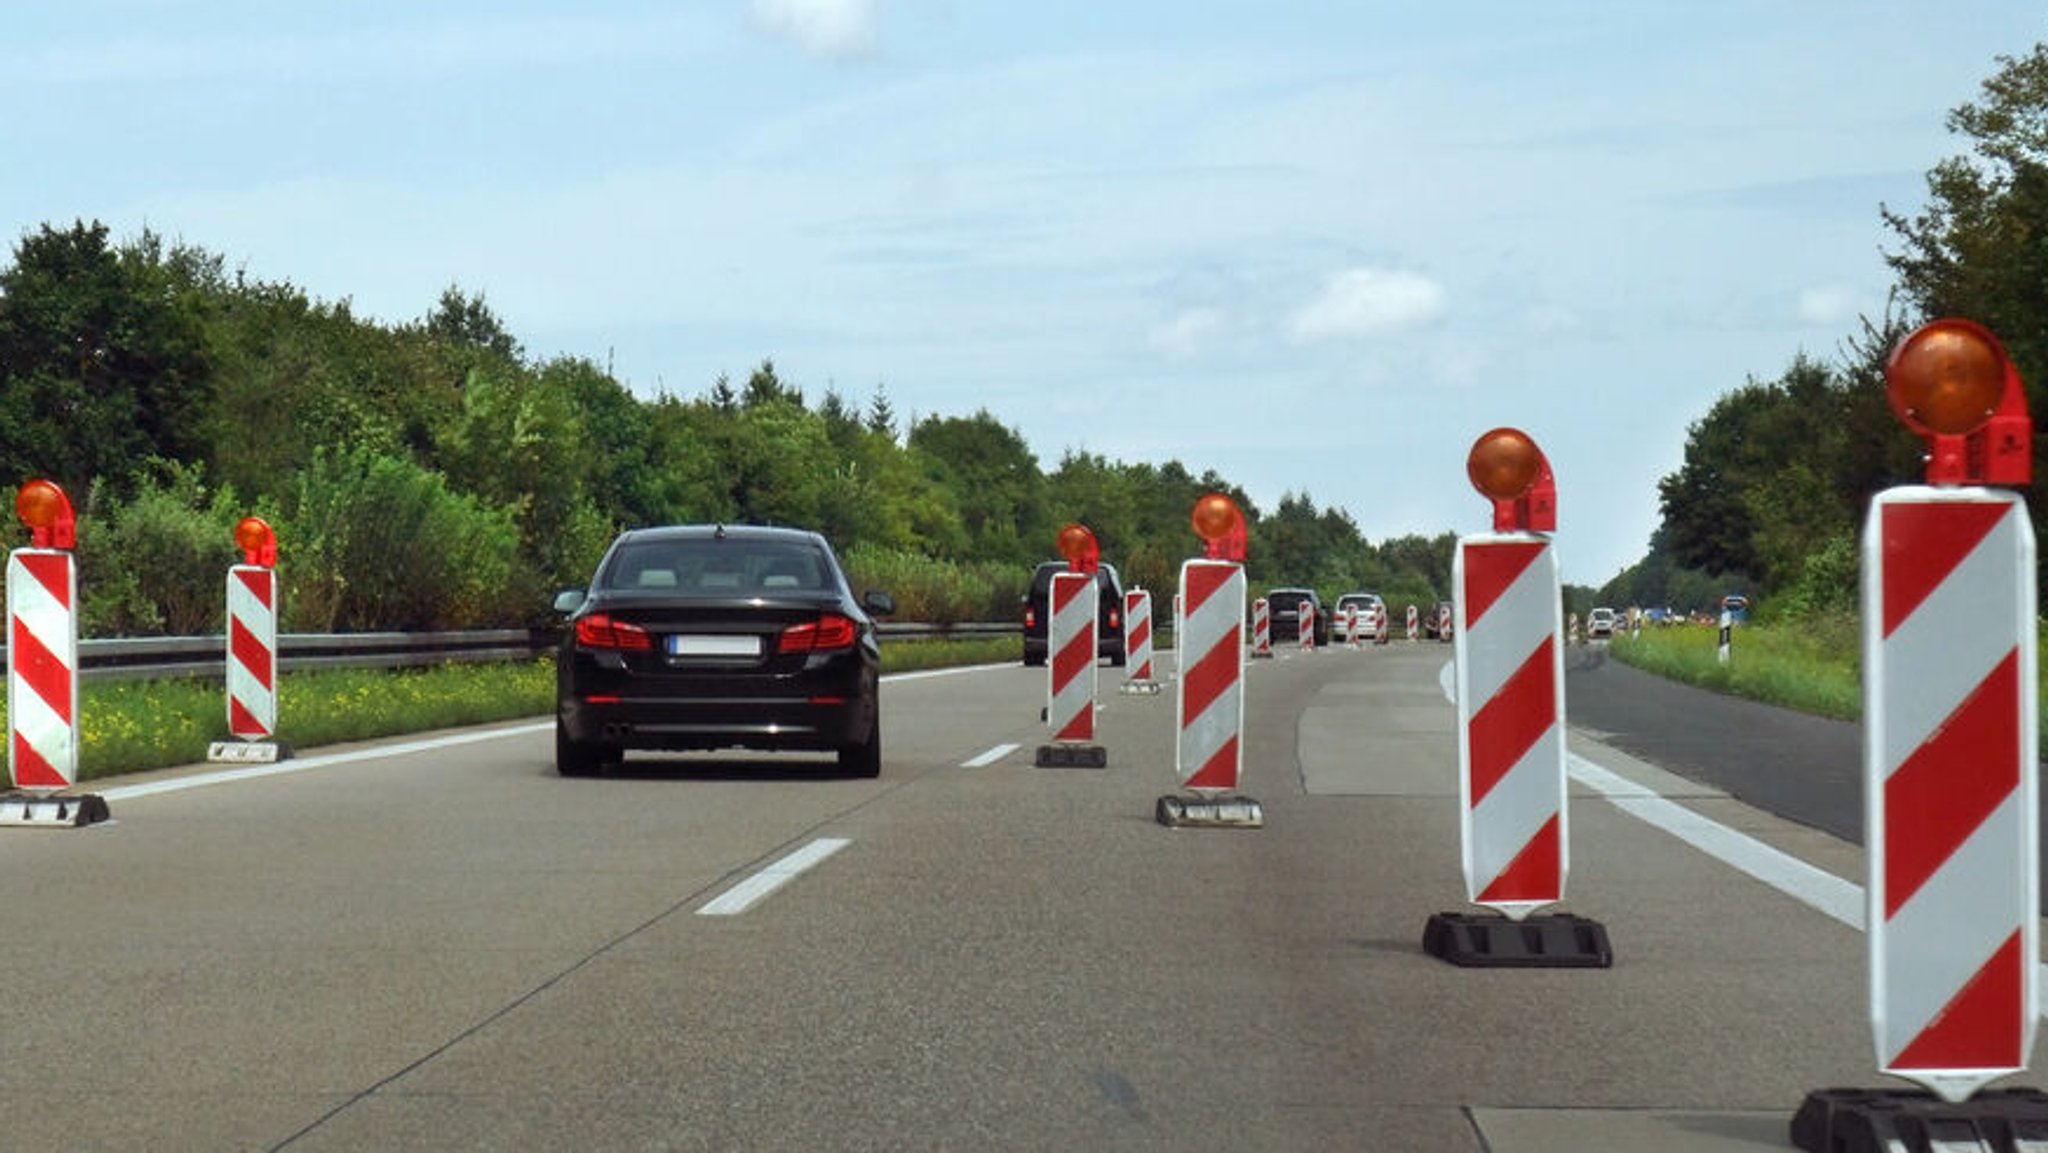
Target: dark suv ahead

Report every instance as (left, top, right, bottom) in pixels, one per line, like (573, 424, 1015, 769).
(1263, 586, 1330, 647)
(1022, 561, 1126, 667)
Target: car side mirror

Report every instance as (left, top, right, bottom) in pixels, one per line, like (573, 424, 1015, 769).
(553, 588, 587, 614)
(863, 589, 895, 616)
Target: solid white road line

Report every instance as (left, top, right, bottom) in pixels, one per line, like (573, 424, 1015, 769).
(1567, 754, 1862, 929)
(962, 743, 1019, 768)
(1570, 751, 2048, 1019)
(99, 722, 554, 803)
(696, 838, 852, 916)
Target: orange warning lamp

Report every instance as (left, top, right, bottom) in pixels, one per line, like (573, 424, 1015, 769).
(1056, 522, 1100, 573)
(1191, 492, 1246, 562)
(15, 479, 75, 550)
(1467, 428, 1557, 532)
(1886, 318, 2031, 486)
(235, 516, 278, 567)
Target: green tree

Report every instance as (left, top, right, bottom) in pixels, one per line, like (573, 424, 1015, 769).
(424, 284, 521, 361)
(0, 222, 218, 494)
(1655, 356, 1862, 590)
(1883, 43, 2048, 393)
(908, 410, 1044, 564)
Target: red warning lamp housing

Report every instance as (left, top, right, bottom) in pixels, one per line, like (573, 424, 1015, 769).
(1886, 318, 2032, 487)
(15, 479, 76, 550)
(235, 516, 279, 567)
(1056, 522, 1100, 574)
(1466, 428, 1557, 533)
(1191, 492, 1247, 561)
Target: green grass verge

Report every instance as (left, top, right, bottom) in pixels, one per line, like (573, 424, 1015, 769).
(65, 634, 1024, 783)
(1606, 619, 1862, 721)
(1610, 617, 2048, 750)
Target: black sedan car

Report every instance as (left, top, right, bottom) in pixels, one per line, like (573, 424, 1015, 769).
(553, 524, 893, 778)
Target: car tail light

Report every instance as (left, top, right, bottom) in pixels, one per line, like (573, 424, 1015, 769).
(1023, 607, 1038, 629)
(1108, 609, 1120, 629)
(576, 613, 653, 651)
(779, 614, 858, 653)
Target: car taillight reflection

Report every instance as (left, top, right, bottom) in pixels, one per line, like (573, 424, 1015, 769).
(779, 614, 859, 653)
(576, 613, 653, 650)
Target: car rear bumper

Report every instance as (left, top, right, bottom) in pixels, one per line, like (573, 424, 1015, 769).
(560, 691, 872, 752)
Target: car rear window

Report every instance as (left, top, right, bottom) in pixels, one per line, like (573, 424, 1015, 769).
(602, 540, 829, 594)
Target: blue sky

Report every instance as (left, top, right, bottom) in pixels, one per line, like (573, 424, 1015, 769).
(5, 1, 2044, 585)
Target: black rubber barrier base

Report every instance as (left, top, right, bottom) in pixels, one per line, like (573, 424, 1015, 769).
(1421, 911, 1613, 968)
(1155, 794, 1264, 828)
(206, 739, 295, 764)
(1792, 1087, 2048, 1152)
(0, 792, 111, 828)
(1034, 743, 1107, 768)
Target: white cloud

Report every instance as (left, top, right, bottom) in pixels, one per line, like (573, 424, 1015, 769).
(1148, 307, 1225, 357)
(1287, 268, 1447, 342)
(1796, 284, 1856, 327)
(1522, 303, 1581, 336)
(749, 0, 877, 60)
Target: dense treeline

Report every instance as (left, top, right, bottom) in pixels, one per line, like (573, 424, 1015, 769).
(0, 222, 1455, 634)
(1605, 44, 2048, 621)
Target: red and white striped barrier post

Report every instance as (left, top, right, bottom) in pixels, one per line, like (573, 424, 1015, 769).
(1250, 597, 1272, 658)
(1425, 428, 1608, 967)
(209, 517, 289, 764)
(1298, 601, 1316, 651)
(1796, 319, 2047, 1148)
(1342, 604, 1360, 648)
(1121, 588, 1161, 695)
(2, 480, 107, 827)
(1159, 493, 1261, 828)
(1406, 604, 1419, 642)
(1036, 523, 1106, 768)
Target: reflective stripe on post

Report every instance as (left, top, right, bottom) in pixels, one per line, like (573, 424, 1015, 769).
(1251, 597, 1271, 657)
(1046, 571, 1097, 742)
(1865, 486, 2037, 1102)
(7, 549, 77, 792)
(1176, 559, 1245, 790)
(1454, 534, 1566, 920)
(228, 564, 278, 740)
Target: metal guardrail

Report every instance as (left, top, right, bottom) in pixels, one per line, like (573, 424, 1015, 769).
(12, 622, 1023, 682)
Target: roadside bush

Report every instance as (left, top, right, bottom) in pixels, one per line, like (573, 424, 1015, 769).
(275, 446, 525, 631)
(75, 462, 243, 636)
(1765, 531, 1859, 622)
(842, 543, 1029, 622)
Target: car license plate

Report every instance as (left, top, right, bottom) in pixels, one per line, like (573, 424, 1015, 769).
(668, 634, 761, 657)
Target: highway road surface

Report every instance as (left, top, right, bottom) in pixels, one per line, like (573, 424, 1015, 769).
(1, 638, 2038, 1150)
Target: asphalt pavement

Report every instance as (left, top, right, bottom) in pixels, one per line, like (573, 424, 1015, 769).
(0, 639, 2039, 1150)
